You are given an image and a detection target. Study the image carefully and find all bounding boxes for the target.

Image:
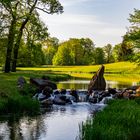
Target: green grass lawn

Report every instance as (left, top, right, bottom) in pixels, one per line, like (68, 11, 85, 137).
(16, 62, 140, 74)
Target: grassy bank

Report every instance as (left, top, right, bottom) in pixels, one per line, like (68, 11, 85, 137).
(0, 72, 70, 116)
(80, 99, 140, 140)
(14, 62, 140, 83)
(17, 62, 140, 74)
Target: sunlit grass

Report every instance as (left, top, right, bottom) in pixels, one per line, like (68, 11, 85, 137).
(69, 73, 140, 83)
(16, 62, 140, 74)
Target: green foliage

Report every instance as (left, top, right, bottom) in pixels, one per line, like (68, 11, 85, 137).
(121, 39, 134, 61)
(103, 44, 114, 63)
(18, 43, 45, 66)
(44, 46, 57, 65)
(43, 37, 59, 65)
(112, 44, 122, 62)
(0, 38, 7, 66)
(53, 42, 73, 65)
(93, 47, 105, 64)
(80, 99, 140, 140)
(121, 9, 140, 64)
(1, 0, 63, 72)
(52, 38, 95, 66)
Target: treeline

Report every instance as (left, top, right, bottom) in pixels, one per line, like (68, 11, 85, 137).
(43, 38, 133, 66)
(0, 0, 140, 69)
(0, 36, 134, 67)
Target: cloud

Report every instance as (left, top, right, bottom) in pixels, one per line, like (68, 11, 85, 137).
(41, 14, 104, 26)
(39, 12, 126, 46)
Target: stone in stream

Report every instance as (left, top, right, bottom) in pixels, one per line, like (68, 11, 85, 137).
(88, 65, 106, 91)
(30, 77, 57, 91)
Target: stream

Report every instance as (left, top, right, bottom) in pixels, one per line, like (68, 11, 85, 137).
(0, 78, 139, 140)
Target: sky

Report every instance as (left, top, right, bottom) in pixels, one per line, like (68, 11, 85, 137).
(39, 0, 140, 47)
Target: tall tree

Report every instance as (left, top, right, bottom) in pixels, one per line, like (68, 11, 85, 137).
(93, 47, 105, 64)
(18, 13, 48, 66)
(53, 42, 72, 65)
(103, 44, 113, 63)
(1, 0, 19, 72)
(43, 37, 59, 65)
(80, 38, 95, 64)
(123, 9, 140, 64)
(1, 0, 63, 72)
(69, 38, 84, 65)
(112, 44, 122, 62)
(11, 0, 63, 72)
(120, 38, 134, 61)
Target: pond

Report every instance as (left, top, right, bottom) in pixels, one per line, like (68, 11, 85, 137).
(0, 75, 139, 140)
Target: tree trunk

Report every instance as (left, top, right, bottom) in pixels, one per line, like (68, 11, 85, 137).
(11, 0, 37, 72)
(11, 31, 22, 72)
(4, 18, 16, 73)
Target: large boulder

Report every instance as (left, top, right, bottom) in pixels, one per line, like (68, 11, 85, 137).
(88, 65, 106, 91)
(30, 77, 57, 90)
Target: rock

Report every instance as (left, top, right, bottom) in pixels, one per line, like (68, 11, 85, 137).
(108, 88, 117, 95)
(126, 85, 139, 91)
(89, 98, 97, 104)
(101, 91, 110, 97)
(59, 95, 72, 104)
(43, 86, 53, 98)
(60, 89, 66, 94)
(88, 65, 106, 91)
(115, 92, 123, 99)
(30, 78, 57, 90)
(123, 91, 130, 99)
(136, 86, 140, 94)
(53, 98, 66, 105)
(17, 77, 26, 89)
(98, 96, 103, 102)
(70, 89, 79, 102)
(41, 99, 53, 106)
(134, 87, 140, 97)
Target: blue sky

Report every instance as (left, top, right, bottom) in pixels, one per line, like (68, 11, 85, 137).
(39, 0, 140, 47)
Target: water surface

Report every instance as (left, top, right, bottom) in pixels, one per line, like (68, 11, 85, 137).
(0, 76, 139, 140)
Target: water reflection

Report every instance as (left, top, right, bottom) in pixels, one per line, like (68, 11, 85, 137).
(57, 79, 137, 90)
(0, 103, 104, 140)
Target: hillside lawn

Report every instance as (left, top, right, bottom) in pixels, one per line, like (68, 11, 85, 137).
(17, 62, 140, 74)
